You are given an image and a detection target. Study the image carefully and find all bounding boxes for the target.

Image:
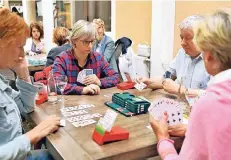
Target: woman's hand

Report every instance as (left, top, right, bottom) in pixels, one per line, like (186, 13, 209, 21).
(25, 115, 61, 144)
(83, 74, 101, 86)
(150, 112, 170, 141)
(82, 84, 100, 95)
(10, 56, 31, 82)
(168, 124, 187, 137)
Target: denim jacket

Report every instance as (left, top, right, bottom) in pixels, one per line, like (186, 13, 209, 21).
(0, 74, 38, 160)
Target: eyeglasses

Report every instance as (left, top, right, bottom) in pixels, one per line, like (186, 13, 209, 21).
(80, 39, 96, 47)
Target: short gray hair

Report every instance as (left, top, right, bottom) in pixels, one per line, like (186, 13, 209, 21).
(70, 20, 97, 43)
(179, 15, 204, 30)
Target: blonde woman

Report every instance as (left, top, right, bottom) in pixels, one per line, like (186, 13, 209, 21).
(52, 20, 120, 95)
(92, 18, 118, 72)
(46, 27, 71, 66)
(0, 8, 60, 160)
(24, 21, 46, 55)
(150, 9, 231, 159)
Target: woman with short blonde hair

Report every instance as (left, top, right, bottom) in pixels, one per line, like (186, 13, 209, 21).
(92, 18, 118, 72)
(150, 9, 231, 160)
(0, 8, 60, 160)
(52, 20, 120, 95)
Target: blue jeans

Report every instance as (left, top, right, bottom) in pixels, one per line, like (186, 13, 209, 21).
(27, 149, 54, 160)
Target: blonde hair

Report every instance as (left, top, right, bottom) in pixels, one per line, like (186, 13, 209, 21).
(93, 18, 105, 31)
(70, 20, 97, 44)
(195, 8, 231, 69)
(0, 8, 29, 46)
(53, 27, 70, 46)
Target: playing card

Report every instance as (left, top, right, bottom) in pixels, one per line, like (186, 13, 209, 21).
(84, 69, 93, 76)
(97, 109, 118, 132)
(146, 125, 152, 130)
(61, 104, 95, 112)
(72, 119, 96, 127)
(62, 110, 88, 117)
(134, 82, 147, 91)
(60, 119, 66, 127)
(66, 113, 102, 123)
(149, 98, 182, 126)
(77, 70, 86, 84)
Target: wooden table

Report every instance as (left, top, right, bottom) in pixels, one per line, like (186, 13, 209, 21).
(29, 88, 184, 160)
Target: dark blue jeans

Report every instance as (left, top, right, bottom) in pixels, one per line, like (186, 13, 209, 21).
(27, 149, 54, 160)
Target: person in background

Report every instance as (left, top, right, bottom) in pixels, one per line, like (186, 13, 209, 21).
(92, 18, 118, 72)
(150, 8, 231, 160)
(52, 20, 120, 95)
(24, 21, 46, 55)
(0, 8, 60, 160)
(137, 15, 210, 97)
(46, 27, 72, 66)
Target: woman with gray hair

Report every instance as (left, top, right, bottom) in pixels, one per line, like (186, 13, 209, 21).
(150, 9, 231, 160)
(52, 20, 120, 95)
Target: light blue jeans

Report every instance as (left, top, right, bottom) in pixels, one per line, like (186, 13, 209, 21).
(27, 149, 54, 160)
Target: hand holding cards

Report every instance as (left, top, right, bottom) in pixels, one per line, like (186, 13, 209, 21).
(77, 69, 93, 84)
(134, 82, 147, 91)
(148, 98, 183, 126)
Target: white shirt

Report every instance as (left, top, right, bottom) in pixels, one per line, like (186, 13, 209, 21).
(168, 48, 210, 89)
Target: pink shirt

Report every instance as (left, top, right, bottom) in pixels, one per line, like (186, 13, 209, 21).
(158, 69, 231, 160)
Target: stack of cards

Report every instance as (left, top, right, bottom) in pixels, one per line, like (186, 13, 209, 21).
(148, 98, 183, 125)
(62, 110, 88, 117)
(72, 119, 97, 127)
(134, 82, 147, 91)
(67, 113, 102, 123)
(60, 104, 95, 112)
(59, 104, 100, 128)
(77, 69, 93, 84)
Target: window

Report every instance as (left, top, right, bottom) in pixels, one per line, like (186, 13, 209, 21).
(33, 1, 112, 31)
(72, 1, 111, 31)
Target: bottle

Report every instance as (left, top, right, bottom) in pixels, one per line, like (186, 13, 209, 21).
(47, 72, 58, 104)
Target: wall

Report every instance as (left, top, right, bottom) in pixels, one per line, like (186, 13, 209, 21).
(115, 0, 152, 52)
(174, 1, 231, 56)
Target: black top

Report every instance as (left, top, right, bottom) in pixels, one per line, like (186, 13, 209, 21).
(46, 43, 72, 67)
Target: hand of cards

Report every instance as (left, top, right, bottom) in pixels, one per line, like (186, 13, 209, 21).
(148, 98, 183, 125)
(77, 69, 93, 84)
(124, 72, 147, 91)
